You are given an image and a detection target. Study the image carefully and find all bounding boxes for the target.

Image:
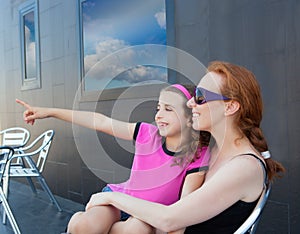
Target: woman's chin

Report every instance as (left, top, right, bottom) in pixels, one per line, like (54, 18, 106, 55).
(192, 121, 200, 131)
(192, 122, 208, 132)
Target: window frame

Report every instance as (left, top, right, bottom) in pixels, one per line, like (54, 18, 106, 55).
(77, 0, 175, 102)
(19, 0, 41, 90)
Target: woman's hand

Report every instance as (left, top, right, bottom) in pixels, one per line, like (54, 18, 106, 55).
(86, 192, 111, 211)
(16, 99, 50, 125)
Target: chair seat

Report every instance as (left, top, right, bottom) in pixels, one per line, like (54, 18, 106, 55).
(9, 168, 39, 177)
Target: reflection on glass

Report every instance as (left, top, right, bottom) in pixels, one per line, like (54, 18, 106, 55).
(80, 0, 167, 91)
(23, 11, 36, 80)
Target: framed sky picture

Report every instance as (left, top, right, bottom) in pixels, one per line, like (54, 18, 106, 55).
(78, 0, 172, 95)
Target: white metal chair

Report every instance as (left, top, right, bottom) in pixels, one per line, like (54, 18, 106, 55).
(0, 127, 31, 171)
(3, 130, 62, 214)
(0, 127, 30, 148)
(0, 146, 21, 234)
(234, 183, 271, 234)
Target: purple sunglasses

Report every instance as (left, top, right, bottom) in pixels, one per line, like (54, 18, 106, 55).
(194, 87, 231, 105)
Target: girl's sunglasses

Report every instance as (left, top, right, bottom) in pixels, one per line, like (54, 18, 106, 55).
(194, 87, 231, 105)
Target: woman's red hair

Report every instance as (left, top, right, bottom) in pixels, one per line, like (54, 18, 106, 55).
(207, 61, 285, 181)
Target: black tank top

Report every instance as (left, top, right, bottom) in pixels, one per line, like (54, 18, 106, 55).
(185, 153, 267, 234)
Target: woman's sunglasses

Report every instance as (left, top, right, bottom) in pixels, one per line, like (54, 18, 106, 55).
(194, 87, 231, 105)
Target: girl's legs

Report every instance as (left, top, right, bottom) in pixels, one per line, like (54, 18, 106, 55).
(67, 205, 120, 234)
(109, 217, 155, 234)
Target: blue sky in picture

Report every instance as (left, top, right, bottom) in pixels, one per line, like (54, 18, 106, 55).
(82, 0, 168, 90)
(83, 0, 166, 54)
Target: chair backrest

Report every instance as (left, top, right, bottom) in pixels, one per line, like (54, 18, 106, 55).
(0, 146, 14, 181)
(16, 130, 55, 173)
(36, 130, 54, 172)
(234, 183, 271, 234)
(0, 127, 30, 148)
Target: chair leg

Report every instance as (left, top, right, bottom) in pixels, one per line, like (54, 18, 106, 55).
(2, 173, 9, 225)
(2, 203, 6, 225)
(0, 189, 21, 234)
(37, 176, 62, 212)
(26, 177, 37, 194)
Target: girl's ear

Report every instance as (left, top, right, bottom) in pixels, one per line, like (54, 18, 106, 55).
(224, 100, 240, 116)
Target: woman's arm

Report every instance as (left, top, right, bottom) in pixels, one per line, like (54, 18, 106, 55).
(180, 171, 206, 198)
(168, 171, 206, 234)
(16, 99, 136, 140)
(86, 156, 264, 232)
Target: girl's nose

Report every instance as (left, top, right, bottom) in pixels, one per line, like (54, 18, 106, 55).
(155, 109, 162, 119)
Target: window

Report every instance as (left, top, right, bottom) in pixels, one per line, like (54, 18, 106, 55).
(78, 0, 171, 98)
(19, 0, 41, 90)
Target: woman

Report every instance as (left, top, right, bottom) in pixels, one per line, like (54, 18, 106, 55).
(86, 61, 285, 233)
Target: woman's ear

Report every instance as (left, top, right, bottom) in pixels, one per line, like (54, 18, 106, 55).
(224, 100, 240, 116)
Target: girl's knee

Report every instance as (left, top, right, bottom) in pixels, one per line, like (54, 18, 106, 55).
(68, 211, 102, 234)
(68, 207, 120, 234)
(123, 218, 154, 234)
(67, 211, 89, 233)
(67, 211, 83, 230)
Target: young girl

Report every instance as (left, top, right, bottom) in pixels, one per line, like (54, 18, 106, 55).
(16, 84, 210, 234)
(85, 61, 285, 233)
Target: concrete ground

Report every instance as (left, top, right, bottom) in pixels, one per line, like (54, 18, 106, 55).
(0, 180, 84, 234)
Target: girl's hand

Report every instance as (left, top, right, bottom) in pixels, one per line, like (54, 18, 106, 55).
(16, 99, 49, 125)
(86, 192, 111, 210)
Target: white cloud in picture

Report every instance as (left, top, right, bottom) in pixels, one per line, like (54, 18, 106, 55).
(154, 11, 166, 29)
(84, 43, 167, 91)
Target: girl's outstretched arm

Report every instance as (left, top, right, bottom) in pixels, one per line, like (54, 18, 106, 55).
(16, 99, 136, 140)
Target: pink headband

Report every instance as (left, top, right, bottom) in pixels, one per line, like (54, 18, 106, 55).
(171, 84, 192, 100)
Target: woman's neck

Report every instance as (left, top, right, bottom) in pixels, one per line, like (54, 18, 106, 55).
(211, 125, 254, 159)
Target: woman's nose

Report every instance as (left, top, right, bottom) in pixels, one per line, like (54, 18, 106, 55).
(187, 97, 195, 108)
